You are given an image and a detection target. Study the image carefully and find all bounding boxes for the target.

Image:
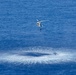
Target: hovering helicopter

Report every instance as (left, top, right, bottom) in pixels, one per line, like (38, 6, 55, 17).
(36, 19, 49, 31)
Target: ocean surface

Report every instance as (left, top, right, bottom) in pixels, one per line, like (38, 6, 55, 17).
(0, 0, 76, 75)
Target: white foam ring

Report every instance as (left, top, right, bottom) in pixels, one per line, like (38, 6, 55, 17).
(0, 47, 76, 64)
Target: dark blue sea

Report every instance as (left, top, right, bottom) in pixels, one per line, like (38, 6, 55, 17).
(0, 0, 76, 75)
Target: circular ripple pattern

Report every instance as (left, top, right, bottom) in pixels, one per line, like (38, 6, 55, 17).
(0, 47, 76, 64)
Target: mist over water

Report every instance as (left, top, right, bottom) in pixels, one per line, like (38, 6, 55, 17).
(0, 47, 76, 64)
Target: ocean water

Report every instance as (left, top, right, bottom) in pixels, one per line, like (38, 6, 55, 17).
(0, 0, 76, 75)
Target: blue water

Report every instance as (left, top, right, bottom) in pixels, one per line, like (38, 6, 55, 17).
(0, 0, 76, 75)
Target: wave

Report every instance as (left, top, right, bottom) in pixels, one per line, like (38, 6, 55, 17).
(0, 47, 76, 64)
